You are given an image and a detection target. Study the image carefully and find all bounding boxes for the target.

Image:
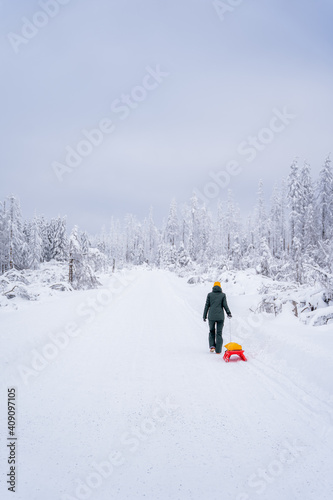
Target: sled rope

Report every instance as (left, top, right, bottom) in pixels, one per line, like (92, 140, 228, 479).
(229, 317, 232, 343)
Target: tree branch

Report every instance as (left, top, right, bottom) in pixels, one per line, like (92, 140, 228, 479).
(3, 285, 17, 295)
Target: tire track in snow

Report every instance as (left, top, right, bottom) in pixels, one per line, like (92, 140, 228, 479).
(177, 276, 333, 423)
(248, 357, 333, 430)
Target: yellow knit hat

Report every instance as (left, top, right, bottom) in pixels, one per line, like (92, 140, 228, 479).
(214, 282, 221, 287)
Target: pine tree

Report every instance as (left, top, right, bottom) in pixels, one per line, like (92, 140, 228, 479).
(81, 231, 90, 257)
(56, 217, 68, 261)
(269, 184, 281, 257)
(29, 217, 43, 270)
(165, 199, 179, 247)
(255, 180, 267, 245)
(69, 226, 99, 289)
(226, 190, 240, 259)
(280, 179, 288, 254)
(45, 217, 69, 261)
(145, 208, 159, 265)
(216, 201, 225, 258)
(199, 204, 213, 262)
(287, 159, 302, 257)
(8, 195, 25, 269)
(177, 242, 190, 268)
(0, 200, 10, 273)
(124, 214, 137, 263)
(259, 237, 272, 277)
(133, 223, 145, 265)
(317, 155, 333, 241)
(300, 162, 316, 251)
(188, 193, 201, 261)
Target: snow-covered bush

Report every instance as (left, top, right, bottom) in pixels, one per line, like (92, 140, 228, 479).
(69, 227, 101, 290)
(88, 248, 108, 273)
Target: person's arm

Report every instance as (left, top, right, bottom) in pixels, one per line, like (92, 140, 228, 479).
(222, 294, 232, 317)
(203, 294, 210, 321)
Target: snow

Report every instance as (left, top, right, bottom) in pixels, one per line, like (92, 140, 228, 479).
(303, 305, 333, 326)
(0, 262, 71, 311)
(1, 268, 333, 500)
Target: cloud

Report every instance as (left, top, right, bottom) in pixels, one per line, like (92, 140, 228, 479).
(1, 0, 332, 232)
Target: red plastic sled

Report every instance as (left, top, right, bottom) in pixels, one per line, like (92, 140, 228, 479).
(223, 349, 247, 362)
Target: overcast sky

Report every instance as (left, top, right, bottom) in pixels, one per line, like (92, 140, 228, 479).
(1, 0, 332, 233)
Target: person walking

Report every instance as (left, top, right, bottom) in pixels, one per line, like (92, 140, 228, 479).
(203, 281, 232, 354)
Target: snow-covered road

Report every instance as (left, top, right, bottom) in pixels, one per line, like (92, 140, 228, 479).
(1, 269, 333, 500)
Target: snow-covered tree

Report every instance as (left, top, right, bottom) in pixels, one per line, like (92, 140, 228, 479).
(55, 217, 68, 261)
(1, 154, 332, 288)
(287, 159, 303, 257)
(145, 208, 159, 265)
(28, 217, 43, 270)
(0, 200, 10, 273)
(69, 226, 100, 289)
(270, 184, 285, 258)
(188, 193, 201, 261)
(165, 199, 179, 247)
(255, 180, 267, 245)
(300, 162, 316, 251)
(317, 155, 333, 241)
(8, 195, 25, 269)
(177, 242, 190, 268)
(259, 237, 273, 277)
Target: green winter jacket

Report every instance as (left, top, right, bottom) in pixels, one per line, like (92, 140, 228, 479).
(203, 286, 231, 322)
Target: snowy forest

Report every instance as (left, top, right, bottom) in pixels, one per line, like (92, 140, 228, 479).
(1, 156, 333, 290)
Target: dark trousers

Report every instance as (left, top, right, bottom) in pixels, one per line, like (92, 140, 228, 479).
(209, 320, 224, 353)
